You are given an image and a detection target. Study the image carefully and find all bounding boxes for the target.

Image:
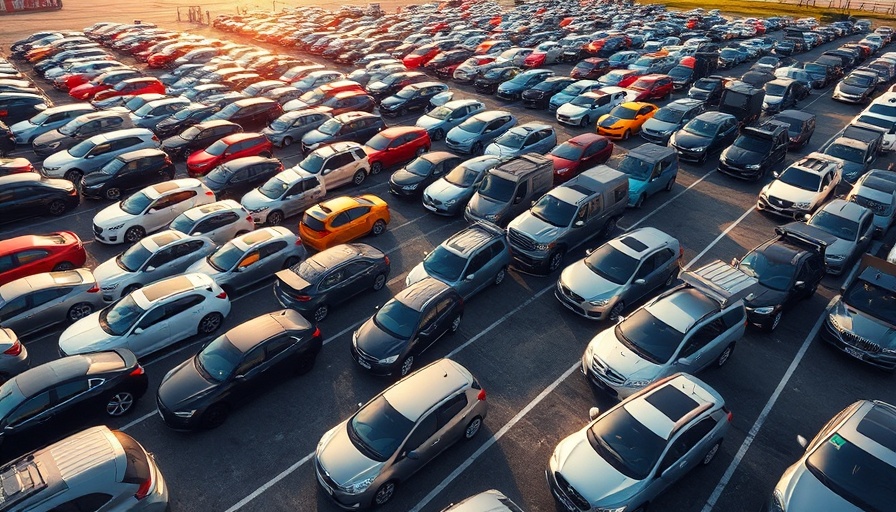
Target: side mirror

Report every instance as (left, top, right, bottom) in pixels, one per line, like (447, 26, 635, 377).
(634, 278, 646, 285)
(145, 266, 156, 272)
(795, 280, 805, 288)
(588, 407, 601, 420)
(357, 402, 363, 410)
(797, 435, 808, 449)
(134, 327, 145, 334)
(574, 220, 584, 227)
(406, 450, 420, 460)
(677, 356, 692, 365)
(731, 258, 740, 266)
(465, 274, 476, 281)
(514, 195, 523, 204)
(616, 314, 625, 323)
(585, 248, 595, 256)
(772, 171, 780, 178)
(803, 213, 811, 222)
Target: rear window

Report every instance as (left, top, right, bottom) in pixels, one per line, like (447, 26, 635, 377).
(302, 212, 326, 232)
(112, 431, 150, 485)
(86, 351, 127, 373)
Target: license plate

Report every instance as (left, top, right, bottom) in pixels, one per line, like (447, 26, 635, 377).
(357, 358, 371, 369)
(844, 346, 864, 360)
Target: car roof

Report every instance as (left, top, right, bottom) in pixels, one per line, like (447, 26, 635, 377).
(646, 287, 719, 333)
(818, 198, 869, 220)
(142, 178, 203, 200)
(395, 277, 452, 311)
(383, 359, 472, 421)
(225, 310, 309, 351)
(0, 232, 74, 254)
(221, 132, 266, 144)
(117, 148, 167, 162)
(664, 98, 704, 111)
(441, 222, 503, 257)
(0, 269, 89, 298)
(628, 142, 675, 161)
(378, 125, 426, 138)
(623, 374, 721, 440)
(304, 243, 364, 274)
(90, 127, 154, 143)
(610, 227, 676, 258)
(839, 401, 896, 466)
(694, 111, 736, 123)
(135, 273, 211, 306)
(472, 110, 511, 122)
(14, 355, 92, 397)
(231, 226, 288, 251)
(140, 230, 185, 252)
(183, 199, 243, 221)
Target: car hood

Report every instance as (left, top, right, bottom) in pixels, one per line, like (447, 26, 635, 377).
(829, 299, 896, 350)
(355, 317, 406, 359)
(744, 283, 788, 309)
(9, 119, 37, 133)
(391, 169, 425, 186)
(474, 77, 502, 85)
(557, 103, 588, 117)
(591, 328, 662, 381)
(94, 202, 135, 228)
(673, 130, 712, 148)
(93, 256, 131, 286)
(158, 358, 219, 410)
(42, 149, 76, 169)
(405, 262, 430, 287)
(483, 143, 518, 157)
(415, 115, 443, 130)
(765, 94, 785, 104)
(825, 237, 853, 258)
(59, 311, 120, 355)
(380, 96, 405, 109)
(765, 181, 818, 203)
(642, 118, 678, 133)
(162, 135, 189, 149)
(424, 178, 467, 202)
(82, 171, 110, 187)
(560, 260, 623, 301)
(366, 81, 388, 93)
(551, 93, 575, 105)
(32, 129, 68, 148)
(302, 130, 329, 146)
(241, 188, 275, 211)
(187, 150, 217, 169)
(186, 258, 227, 281)
(317, 422, 384, 486)
(722, 145, 763, 165)
(837, 83, 870, 96)
(446, 127, 476, 144)
(840, 160, 866, 182)
(467, 193, 506, 217)
(553, 430, 639, 505)
(780, 464, 860, 512)
(498, 82, 525, 93)
(508, 212, 564, 243)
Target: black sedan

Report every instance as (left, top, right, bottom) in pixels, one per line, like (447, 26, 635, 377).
(154, 103, 221, 139)
(687, 77, 725, 106)
(80, 148, 175, 201)
(388, 151, 464, 198)
(0, 349, 147, 455)
(733, 223, 832, 331)
(156, 310, 322, 430)
(0, 92, 49, 125)
(201, 156, 284, 199)
(161, 119, 242, 160)
(521, 76, 576, 109)
(772, 110, 816, 149)
(0, 173, 79, 222)
(274, 242, 391, 322)
(670, 111, 740, 163)
(473, 67, 522, 95)
(379, 82, 449, 117)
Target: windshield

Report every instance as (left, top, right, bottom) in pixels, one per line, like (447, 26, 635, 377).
(445, 162, 483, 187)
(100, 158, 125, 175)
(777, 167, 821, 191)
(533, 80, 560, 91)
(180, 125, 202, 139)
(843, 277, 896, 324)
(615, 307, 685, 364)
(684, 118, 718, 137)
(653, 107, 686, 124)
(575, 61, 597, 71)
(601, 72, 626, 86)
(868, 104, 896, 118)
(98, 295, 145, 336)
(570, 95, 598, 107)
(854, 115, 894, 132)
(168, 212, 196, 234)
(531, 194, 577, 227)
(618, 155, 653, 180)
(550, 142, 584, 161)
(426, 106, 452, 120)
(669, 66, 692, 79)
(609, 105, 638, 120)
(404, 157, 433, 177)
(562, 82, 592, 96)
(258, 175, 289, 199)
(494, 129, 526, 149)
(826, 144, 865, 164)
(694, 79, 717, 91)
(373, 299, 419, 339)
(348, 396, 414, 462)
(67, 139, 94, 158)
(809, 210, 858, 240)
(584, 244, 639, 285)
(195, 335, 242, 382)
(133, 103, 156, 117)
(317, 118, 342, 136)
(734, 135, 772, 152)
(208, 241, 244, 272)
(204, 139, 228, 156)
(395, 87, 417, 99)
(298, 153, 325, 174)
(423, 245, 467, 281)
(29, 111, 51, 125)
(632, 57, 654, 67)
(844, 74, 874, 87)
(172, 107, 194, 121)
(365, 133, 391, 151)
(806, 63, 827, 75)
(587, 406, 666, 480)
(477, 174, 515, 202)
(58, 118, 84, 135)
(120, 191, 152, 215)
(457, 116, 487, 134)
(116, 242, 153, 272)
(483, 68, 505, 79)
(765, 83, 787, 96)
(806, 432, 896, 512)
(739, 250, 795, 291)
(721, 48, 739, 58)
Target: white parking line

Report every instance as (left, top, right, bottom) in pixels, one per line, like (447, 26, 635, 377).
(700, 297, 834, 512)
(120, 410, 157, 432)
(224, 452, 317, 512)
(683, 206, 755, 270)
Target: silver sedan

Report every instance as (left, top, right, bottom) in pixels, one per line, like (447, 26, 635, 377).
(0, 269, 105, 337)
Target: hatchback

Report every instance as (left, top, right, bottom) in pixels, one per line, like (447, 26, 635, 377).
(9, 103, 95, 145)
(93, 230, 215, 302)
(484, 122, 557, 158)
(771, 109, 816, 148)
(242, 166, 326, 226)
(669, 112, 740, 163)
(366, 70, 429, 101)
(388, 151, 464, 199)
(315, 359, 486, 508)
(363, 126, 432, 175)
(161, 119, 242, 160)
(42, 127, 161, 183)
(80, 148, 176, 201)
(628, 74, 675, 101)
(0, 350, 148, 452)
(93, 178, 215, 244)
(0, 173, 79, 220)
(299, 195, 391, 252)
(291, 141, 371, 189)
(300, 111, 386, 155)
(597, 102, 658, 140)
(91, 77, 166, 103)
(548, 133, 614, 182)
(757, 152, 843, 220)
(548, 373, 730, 512)
(186, 132, 272, 177)
(169, 199, 255, 245)
(0, 231, 86, 286)
(201, 156, 284, 199)
(58, 273, 230, 358)
(0, 268, 105, 337)
(157, 309, 322, 430)
(32, 110, 135, 158)
(205, 97, 282, 131)
(129, 97, 190, 131)
(422, 156, 505, 217)
(639, 98, 706, 145)
(262, 108, 331, 148)
(805, 199, 875, 275)
(415, 99, 485, 142)
(769, 400, 896, 512)
(473, 66, 521, 95)
(445, 110, 517, 156)
(68, 69, 143, 99)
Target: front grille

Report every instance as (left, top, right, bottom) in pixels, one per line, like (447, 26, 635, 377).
(355, 344, 379, 365)
(769, 197, 793, 209)
(93, 224, 103, 235)
(423, 194, 441, 206)
(558, 283, 585, 304)
(316, 459, 340, 491)
(557, 115, 573, 123)
(842, 331, 883, 353)
(591, 357, 626, 384)
(553, 472, 590, 511)
(508, 228, 537, 251)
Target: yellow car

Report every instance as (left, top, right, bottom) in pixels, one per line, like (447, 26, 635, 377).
(596, 101, 659, 140)
(299, 194, 391, 252)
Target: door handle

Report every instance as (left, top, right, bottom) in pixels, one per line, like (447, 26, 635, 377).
(432, 438, 441, 446)
(679, 460, 688, 468)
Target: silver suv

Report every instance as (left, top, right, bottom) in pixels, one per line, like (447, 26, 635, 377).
(315, 358, 488, 509)
(769, 400, 896, 512)
(548, 373, 730, 512)
(291, 141, 370, 189)
(583, 260, 755, 399)
(0, 425, 169, 511)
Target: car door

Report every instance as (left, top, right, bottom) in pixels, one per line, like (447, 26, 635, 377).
(147, 241, 187, 275)
(25, 287, 71, 332)
(336, 260, 377, 302)
(163, 294, 206, 344)
(321, 152, 354, 188)
(2, 390, 54, 437)
(819, 171, 835, 202)
(196, 212, 239, 243)
(46, 377, 100, 428)
(672, 318, 722, 374)
(253, 240, 289, 280)
(283, 176, 324, 218)
(649, 417, 718, 497)
(582, 138, 609, 167)
(127, 303, 172, 356)
(223, 166, 250, 197)
(856, 213, 874, 255)
(390, 410, 440, 480)
(229, 344, 269, 400)
(719, 118, 738, 148)
(0, 293, 30, 334)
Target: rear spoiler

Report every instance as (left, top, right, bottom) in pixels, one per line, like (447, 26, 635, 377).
(776, 222, 838, 258)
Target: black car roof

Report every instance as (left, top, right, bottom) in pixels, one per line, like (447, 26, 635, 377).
(775, 109, 815, 121)
(225, 310, 309, 351)
(15, 356, 91, 397)
(396, 277, 453, 311)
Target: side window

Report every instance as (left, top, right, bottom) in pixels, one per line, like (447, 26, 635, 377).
(265, 335, 295, 358)
(15, 249, 49, 265)
(635, 254, 657, 279)
(169, 190, 197, 206)
(514, 180, 528, 202)
(586, 196, 603, 221)
(720, 307, 745, 329)
(239, 250, 260, 268)
(53, 379, 90, 403)
(583, 140, 605, 157)
(47, 493, 114, 512)
(230, 168, 250, 183)
(162, 295, 205, 320)
(343, 260, 372, 276)
(403, 412, 438, 454)
(486, 241, 506, 260)
(0, 295, 29, 322)
(137, 306, 165, 329)
(654, 248, 676, 268)
(330, 211, 352, 228)
(351, 148, 366, 161)
(659, 418, 717, 473)
(147, 247, 176, 268)
(466, 248, 492, 275)
(330, 153, 354, 169)
(435, 393, 468, 429)
(7, 391, 52, 425)
(285, 182, 304, 197)
(859, 215, 872, 237)
(614, 185, 627, 203)
(681, 318, 725, 357)
(31, 287, 69, 306)
(821, 172, 832, 189)
(236, 345, 266, 375)
(804, 254, 823, 277)
(260, 240, 288, 259)
(320, 268, 346, 290)
(346, 206, 371, 221)
(176, 240, 205, 257)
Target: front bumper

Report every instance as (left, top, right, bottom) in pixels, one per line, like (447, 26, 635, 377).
(350, 341, 397, 376)
(156, 395, 202, 430)
(756, 196, 810, 219)
(718, 160, 765, 180)
(821, 318, 896, 370)
(554, 283, 608, 320)
(422, 193, 461, 216)
(315, 458, 371, 510)
(671, 144, 708, 162)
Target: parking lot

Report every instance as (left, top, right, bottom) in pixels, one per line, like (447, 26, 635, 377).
(2, 3, 896, 512)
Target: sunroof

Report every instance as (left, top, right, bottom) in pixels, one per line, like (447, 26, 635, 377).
(142, 275, 192, 302)
(619, 236, 649, 253)
(857, 406, 896, 453)
(645, 385, 700, 423)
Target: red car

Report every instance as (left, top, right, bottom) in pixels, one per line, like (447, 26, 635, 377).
(571, 58, 611, 79)
(59, 66, 124, 92)
(0, 157, 34, 176)
(68, 70, 142, 100)
(186, 132, 273, 177)
(361, 126, 431, 175)
(146, 43, 199, 68)
(92, 77, 165, 102)
(627, 74, 674, 101)
(547, 133, 614, 182)
(403, 42, 450, 69)
(0, 232, 87, 286)
(600, 69, 643, 88)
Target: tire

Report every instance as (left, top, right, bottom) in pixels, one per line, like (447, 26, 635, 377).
(716, 343, 735, 368)
(608, 301, 625, 322)
(122, 284, 141, 298)
(67, 302, 94, 322)
(372, 273, 387, 291)
(665, 175, 676, 192)
(399, 355, 414, 377)
(313, 304, 329, 322)
(370, 219, 387, 236)
(432, 128, 445, 141)
(105, 390, 136, 417)
(493, 266, 507, 285)
(399, 107, 408, 117)
(415, 146, 426, 157)
(266, 210, 284, 226)
(547, 249, 565, 273)
(622, 129, 630, 140)
(765, 310, 783, 332)
(634, 194, 645, 209)
(283, 256, 299, 269)
(600, 216, 617, 238)
(471, 142, 483, 155)
(105, 187, 121, 201)
(369, 161, 384, 176)
(47, 199, 67, 216)
(201, 404, 230, 429)
(373, 481, 397, 507)
(124, 226, 146, 244)
(464, 416, 483, 440)
(64, 169, 83, 183)
(353, 170, 368, 186)
(580, 115, 591, 127)
(702, 441, 722, 465)
(281, 136, 292, 147)
(294, 351, 317, 375)
(698, 152, 707, 164)
(52, 261, 75, 271)
(197, 312, 224, 335)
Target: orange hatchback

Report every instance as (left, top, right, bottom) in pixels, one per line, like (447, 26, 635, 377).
(299, 195, 390, 252)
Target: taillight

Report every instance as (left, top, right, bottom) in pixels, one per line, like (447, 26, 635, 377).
(134, 476, 152, 500)
(293, 295, 312, 302)
(68, 187, 78, 196)
(246, 215, 253, 222)
(3, 340, 22, 357)
(151, 135, 159, 142)
(384, 255, 390, 266)
(216, 291, 227, 299)
(87, 284, 100, 293)
(679, 246, 684, 259)
(312, 326, 321, 337)
(723, 406, 733, 422)
(205, 191, 214, 196)
(129, 365, 145, 376)
(477, 389, 486, 401)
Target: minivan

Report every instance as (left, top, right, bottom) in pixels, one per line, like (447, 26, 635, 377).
(465, 153, 555, 226)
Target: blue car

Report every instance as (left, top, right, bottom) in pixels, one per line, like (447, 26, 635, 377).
(445, 110, 517, 155)
(617, 143, 679, 208)
(547, 79, 602, 112)
(483, 122, 557, 158)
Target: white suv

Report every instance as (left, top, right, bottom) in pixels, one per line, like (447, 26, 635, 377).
(757, 152, 843, 219)
(93, 178, 215, 244)
(289, 141, 370, 189)
(59, 273, 231, 358)
(168, 199, 254, 245)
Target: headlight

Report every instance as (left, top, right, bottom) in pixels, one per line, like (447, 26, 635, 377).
(793, 201, 811, 210)
(624, 378, 651, 388)
(827, 254, 846, 261)
(692, 145, 708, 152)
(769, 489, 786, 512)
(745, 164, 761, 170)
(342, 476, 376, 494)
(249, 206, 269, 213)
(379, 354, 399, 364)
(752, 306, 775, 315)
(46, 141, 61, 149)
(402, 183, 418, 191)
(589, 298, 611, 307)
(107, 223, 125, 231)
(173, 410, 195, 418)
(101, 282, 119, 290)
(43, 165, 60, 171)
